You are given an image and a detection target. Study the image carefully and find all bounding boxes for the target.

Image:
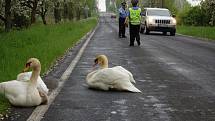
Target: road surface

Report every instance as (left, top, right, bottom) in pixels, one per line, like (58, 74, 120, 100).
(5, 13, 215, 121)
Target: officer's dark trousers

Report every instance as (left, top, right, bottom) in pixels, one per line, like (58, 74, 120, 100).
(129, 24, 140, 46)
(119, 17, 126, 37)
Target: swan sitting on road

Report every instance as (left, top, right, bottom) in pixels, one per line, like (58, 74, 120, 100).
(0, 58, 48, 107)
(17, 71, 49, 95)
(86, 55, 141, 93)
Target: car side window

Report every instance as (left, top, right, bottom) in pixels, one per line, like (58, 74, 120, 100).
(142, 9, 146, 16)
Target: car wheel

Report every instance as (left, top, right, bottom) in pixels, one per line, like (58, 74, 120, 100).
(144, 25, 150, 35)
(170, 31, 175, 36)
(163, 32, 167, 35)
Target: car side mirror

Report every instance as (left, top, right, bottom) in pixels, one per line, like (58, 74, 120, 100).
(172, 14, 176, 18)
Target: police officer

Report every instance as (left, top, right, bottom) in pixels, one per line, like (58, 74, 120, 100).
(125, 0, 141, 46)
(118, 1, 127, 38)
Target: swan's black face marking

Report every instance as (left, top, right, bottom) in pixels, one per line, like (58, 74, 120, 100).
(25, 62, 32, 67)
(94, 59, 98, 65)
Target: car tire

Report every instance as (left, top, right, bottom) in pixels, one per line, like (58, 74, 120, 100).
(170, 30, 176, 36)
(163, 32, 167, 35)
(170, 31, 175, 36)
(144, 24, 150, 35)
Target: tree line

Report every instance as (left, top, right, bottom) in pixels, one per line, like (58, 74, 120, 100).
(111, 0, 214, 26)
(0, 0, 96, 32)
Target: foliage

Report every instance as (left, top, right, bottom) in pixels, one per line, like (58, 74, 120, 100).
(179, 6, 208, 26)
(13, 13, 31, 28)
(164, 0, 178, 15)
(177, 26, 215, 40)
(0, 0, 97, 31)
(201, 0, 215, 26)
(0, 94, 10, 114)
(178, 0, 215, 26)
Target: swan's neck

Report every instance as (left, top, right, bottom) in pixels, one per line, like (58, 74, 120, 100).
(100, 59, 108, 69)
(30, 66, 41, 85)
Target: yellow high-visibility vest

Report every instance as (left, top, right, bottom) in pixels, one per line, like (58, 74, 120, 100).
(129, 7, 141, 25)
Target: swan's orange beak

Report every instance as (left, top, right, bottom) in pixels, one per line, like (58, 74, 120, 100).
(23, 62, 31, 72)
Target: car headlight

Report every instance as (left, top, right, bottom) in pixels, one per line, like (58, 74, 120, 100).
(172, 18, 177, 24)
(148, 17, 154, 24)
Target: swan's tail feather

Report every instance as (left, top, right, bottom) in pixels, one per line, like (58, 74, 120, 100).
(126, 85, 141, 93)
(0, 83, 5, 94)
(130, 77, 136, 84)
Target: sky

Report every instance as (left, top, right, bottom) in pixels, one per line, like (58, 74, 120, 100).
(186, 0, 201, 6)
(96, 0, 201, 12)
(98, 0, 106, 12)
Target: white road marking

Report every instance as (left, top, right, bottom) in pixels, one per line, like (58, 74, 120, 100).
(27, 24, 99, 121)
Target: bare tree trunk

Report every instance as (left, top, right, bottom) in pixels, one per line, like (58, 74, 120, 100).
(31, 0, 39, 24)
(40, 1, 48, 25)
(54, 2, 61, 23)
(0, 15, 6, 22)
(63, 0, 68, 20)
(76, 6, 81, 20)
(41, 14, 47, 25)
(5, 0, 12, 32)
(68, 2, 74, 21)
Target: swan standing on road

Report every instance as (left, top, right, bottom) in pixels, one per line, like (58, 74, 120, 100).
(86, 55, 141, 92)
(0, 58, 48, 107)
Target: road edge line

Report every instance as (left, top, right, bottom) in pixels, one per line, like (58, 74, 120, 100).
(26, 23, 99, 121)
(176, 33, 214, 42)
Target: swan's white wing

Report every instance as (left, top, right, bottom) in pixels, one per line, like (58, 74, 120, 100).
(0, 80, 27, 98)
(17, 72, 32, 82)
(89, 68, 127, 84)
(86, 68, 141, 92)
(112, 66, 136, 83)
(17, 72, 49, 94)
(0, 80, 43, 107)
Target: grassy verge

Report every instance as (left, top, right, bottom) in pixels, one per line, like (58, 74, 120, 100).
(0, 18, 97, 114)
(177, 26, 215, 41)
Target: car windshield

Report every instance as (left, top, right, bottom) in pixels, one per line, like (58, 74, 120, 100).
(147, 9, 170, 16)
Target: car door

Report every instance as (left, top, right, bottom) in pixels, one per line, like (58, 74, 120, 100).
(141, 9, 147, 27)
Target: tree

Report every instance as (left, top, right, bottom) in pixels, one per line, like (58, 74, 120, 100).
(38, 0, 50, 25)
(67, 1, 74, 20)
(201, 0, 215, 26)
(19, 0, 40, 24)
(0, 0, 12, 32)
(54, 1, 61, 23)
(63, 0, 68, 20)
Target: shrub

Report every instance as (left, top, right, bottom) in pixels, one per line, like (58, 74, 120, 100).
(13, 13, 30, 28)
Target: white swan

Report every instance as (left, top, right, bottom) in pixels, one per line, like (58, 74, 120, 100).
(17, 71, 49, 95)
(86, 55, 141, 93)
(0, 58, 48, 107)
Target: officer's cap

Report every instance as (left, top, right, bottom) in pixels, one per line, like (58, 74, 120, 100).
(121, 1, 126, 6)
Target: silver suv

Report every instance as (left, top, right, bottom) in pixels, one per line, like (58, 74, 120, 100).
(140, 8, 176, 36)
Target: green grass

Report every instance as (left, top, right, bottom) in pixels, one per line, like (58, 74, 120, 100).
(177, 26, 215, 41)
(0, 95, 10, 115)
(0, 17, 97, 114)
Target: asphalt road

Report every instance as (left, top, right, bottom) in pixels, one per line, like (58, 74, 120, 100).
(5, 13, 215, 121)
(40, 13, 215, 121)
